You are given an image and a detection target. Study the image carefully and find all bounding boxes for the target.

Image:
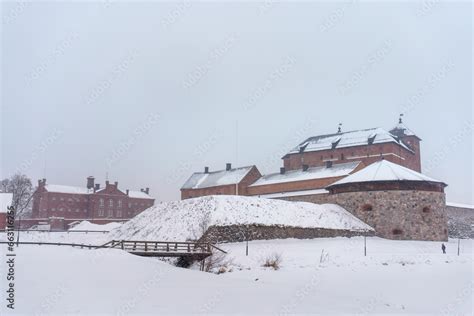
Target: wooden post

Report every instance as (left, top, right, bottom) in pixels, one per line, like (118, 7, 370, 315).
(364, 236, 367, 257)
(246, 239, 249, 256)
(121, 240, 124, 250)
(145, 242, 148, 252)
(457, 238, 460, 256)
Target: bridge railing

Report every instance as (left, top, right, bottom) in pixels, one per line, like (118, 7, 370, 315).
(108, 240, 214, 254)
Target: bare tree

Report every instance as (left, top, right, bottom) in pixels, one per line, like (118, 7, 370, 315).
(1, 173, 34, 217)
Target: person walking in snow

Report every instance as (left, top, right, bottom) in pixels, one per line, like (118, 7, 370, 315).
(441, 243, 446, 254)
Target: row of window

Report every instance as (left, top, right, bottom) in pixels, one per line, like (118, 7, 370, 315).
(97, 199, 149, 208)
(46, 208, 87, 213)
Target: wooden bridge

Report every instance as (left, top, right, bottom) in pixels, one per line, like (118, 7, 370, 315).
(0, 240, 226, 262)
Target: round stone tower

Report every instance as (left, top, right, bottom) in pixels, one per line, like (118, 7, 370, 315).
(326, 159, 448, 241)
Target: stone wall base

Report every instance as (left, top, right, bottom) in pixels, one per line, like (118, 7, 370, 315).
(199, 224, 373, 244)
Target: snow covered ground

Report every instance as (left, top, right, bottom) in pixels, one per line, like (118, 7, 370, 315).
(69, 220, 123, 231)
(109, 195, 373, 241)
(0, 232, 471, 315)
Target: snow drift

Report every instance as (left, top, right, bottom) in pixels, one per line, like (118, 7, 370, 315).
(69, 220, 123, 231)
(109, 195, 373, 241)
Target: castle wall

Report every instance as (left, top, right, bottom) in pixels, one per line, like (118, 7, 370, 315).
(199, 224, 373, 244)
(273, 189, 447, 241)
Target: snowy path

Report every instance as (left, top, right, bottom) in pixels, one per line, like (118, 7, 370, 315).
(0, 235, 472, 315)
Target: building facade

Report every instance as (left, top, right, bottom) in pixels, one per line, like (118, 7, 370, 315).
(30, 177, 154, 229)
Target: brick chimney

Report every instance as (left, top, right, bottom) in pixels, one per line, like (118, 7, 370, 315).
(302, 164, 309, 171)
(145, 188, 149, 194)
(94, 183, 100, 192)
(126, 189, 129, 195)
(87, 176, 95, 189)
(280, 167, 286, 174)
(226, 163, 232, 171)
(204, 166, 209, 174)
(114, 181, 118, 187)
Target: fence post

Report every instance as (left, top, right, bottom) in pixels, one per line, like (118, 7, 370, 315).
(457, 238, 460, 256)
(121, 240, 124, 250)
(145, 242, 148, 252)
(364, 236, 367, 257)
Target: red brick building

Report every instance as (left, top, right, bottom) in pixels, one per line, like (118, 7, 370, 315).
(282, 123, 421, 173)
(181, 164, 261, 199)
(181, 119, 422, 199)
(29, 177, 154, 230)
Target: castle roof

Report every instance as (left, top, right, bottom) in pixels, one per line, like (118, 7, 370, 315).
(284, 127, 413, 157)
(181, 166, 255, 190)
(327, 160, 445, 187)
(250, 161, 360, 187)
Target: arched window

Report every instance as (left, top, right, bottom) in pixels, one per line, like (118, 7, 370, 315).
(109, 199, 114, 207)
(99, 198, 104, 207)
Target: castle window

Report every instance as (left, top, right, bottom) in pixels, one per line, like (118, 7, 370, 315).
(362, 204, 373, 211)
(75, 208, 80, 212)
(60, 197, 64, 201)
(117, 210, 122, 217)
(128, 202, 132, 208)
(99, 198, 104, 207)
(118, 200, 122, 208)
(108, 209, 113, 217)
(52, 208, 56, 211)
(98, 209, 104, 217)
(341, 153, 344, 160)
(422, 206, 431, 213)
(392, 228, 403, 235)
(52, 197, 56, 201)
(109, 199, 113, 207)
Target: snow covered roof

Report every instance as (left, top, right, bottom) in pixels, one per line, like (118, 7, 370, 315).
(108, 195, 374, 241)
(389, 122, 418, 137)
(0, 193, 13, 213)
(45, 184, 153, 199)
(127, 190, 153, 199)
(250, 161, 360, 187)
(45, 184, 93, 195)
(255, 188, 329, 199)
(285, 127, 413, 156)
(327, 160, 444, 187)
(181, 166, 255, 190)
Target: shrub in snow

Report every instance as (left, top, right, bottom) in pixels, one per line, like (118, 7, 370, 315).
(262, 252, 282, 270)
(203, 252, 233, 274)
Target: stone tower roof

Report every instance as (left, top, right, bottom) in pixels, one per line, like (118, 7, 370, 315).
(327, 159, 445, 187)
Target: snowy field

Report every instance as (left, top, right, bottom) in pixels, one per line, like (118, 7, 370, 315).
(0, 232, 472, 315)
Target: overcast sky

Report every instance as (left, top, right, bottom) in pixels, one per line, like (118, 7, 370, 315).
(1, 1, 472, 204)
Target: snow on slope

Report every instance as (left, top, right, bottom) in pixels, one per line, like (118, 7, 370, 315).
(109, 195, 373, 241)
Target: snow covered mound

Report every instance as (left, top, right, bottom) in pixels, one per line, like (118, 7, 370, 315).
(109, 195, 373, 241)
(70, 221, 123, 231)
